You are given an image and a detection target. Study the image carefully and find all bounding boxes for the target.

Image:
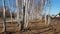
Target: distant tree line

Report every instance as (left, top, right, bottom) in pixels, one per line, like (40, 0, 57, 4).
(0, 6, 15, 18)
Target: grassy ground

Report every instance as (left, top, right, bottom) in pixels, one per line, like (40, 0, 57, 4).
(0, 18, 16, 22)
(0, 18, 60, 34)
(19, 19, 60, 34)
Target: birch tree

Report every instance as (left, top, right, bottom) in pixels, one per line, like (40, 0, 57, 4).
(2, 0, 6, 32)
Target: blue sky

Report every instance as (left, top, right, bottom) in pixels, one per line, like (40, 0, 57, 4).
(0, 0, 60, 15)
(0, 0, 2, 6)
(50, 0, 60, 15)
(0, 0, 16, 12)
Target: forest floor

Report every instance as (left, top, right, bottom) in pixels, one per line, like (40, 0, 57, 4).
(0, 17, 60, 34)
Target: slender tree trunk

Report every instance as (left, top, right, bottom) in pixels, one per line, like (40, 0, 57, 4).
(8, 0, 12, 23)
(2, 0, 6, 32)
(47, 0, 51, 25)
(16, 0, 21, 30)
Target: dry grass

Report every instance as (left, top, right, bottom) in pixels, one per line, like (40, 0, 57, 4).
(0, 18, 16, 22)
(20, 18, 60, 34)
(0, 18, 60, 34)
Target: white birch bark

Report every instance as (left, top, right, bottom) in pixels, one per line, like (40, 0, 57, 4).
(16, 0, 21, 26)
(39, 0, 44, 20)
(8, 0, 12, 23)
(2, 0, 6, 32)
(24, 0, 27, 28)
(47, 0, 51, 25)
(44, 0, 47, 24)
